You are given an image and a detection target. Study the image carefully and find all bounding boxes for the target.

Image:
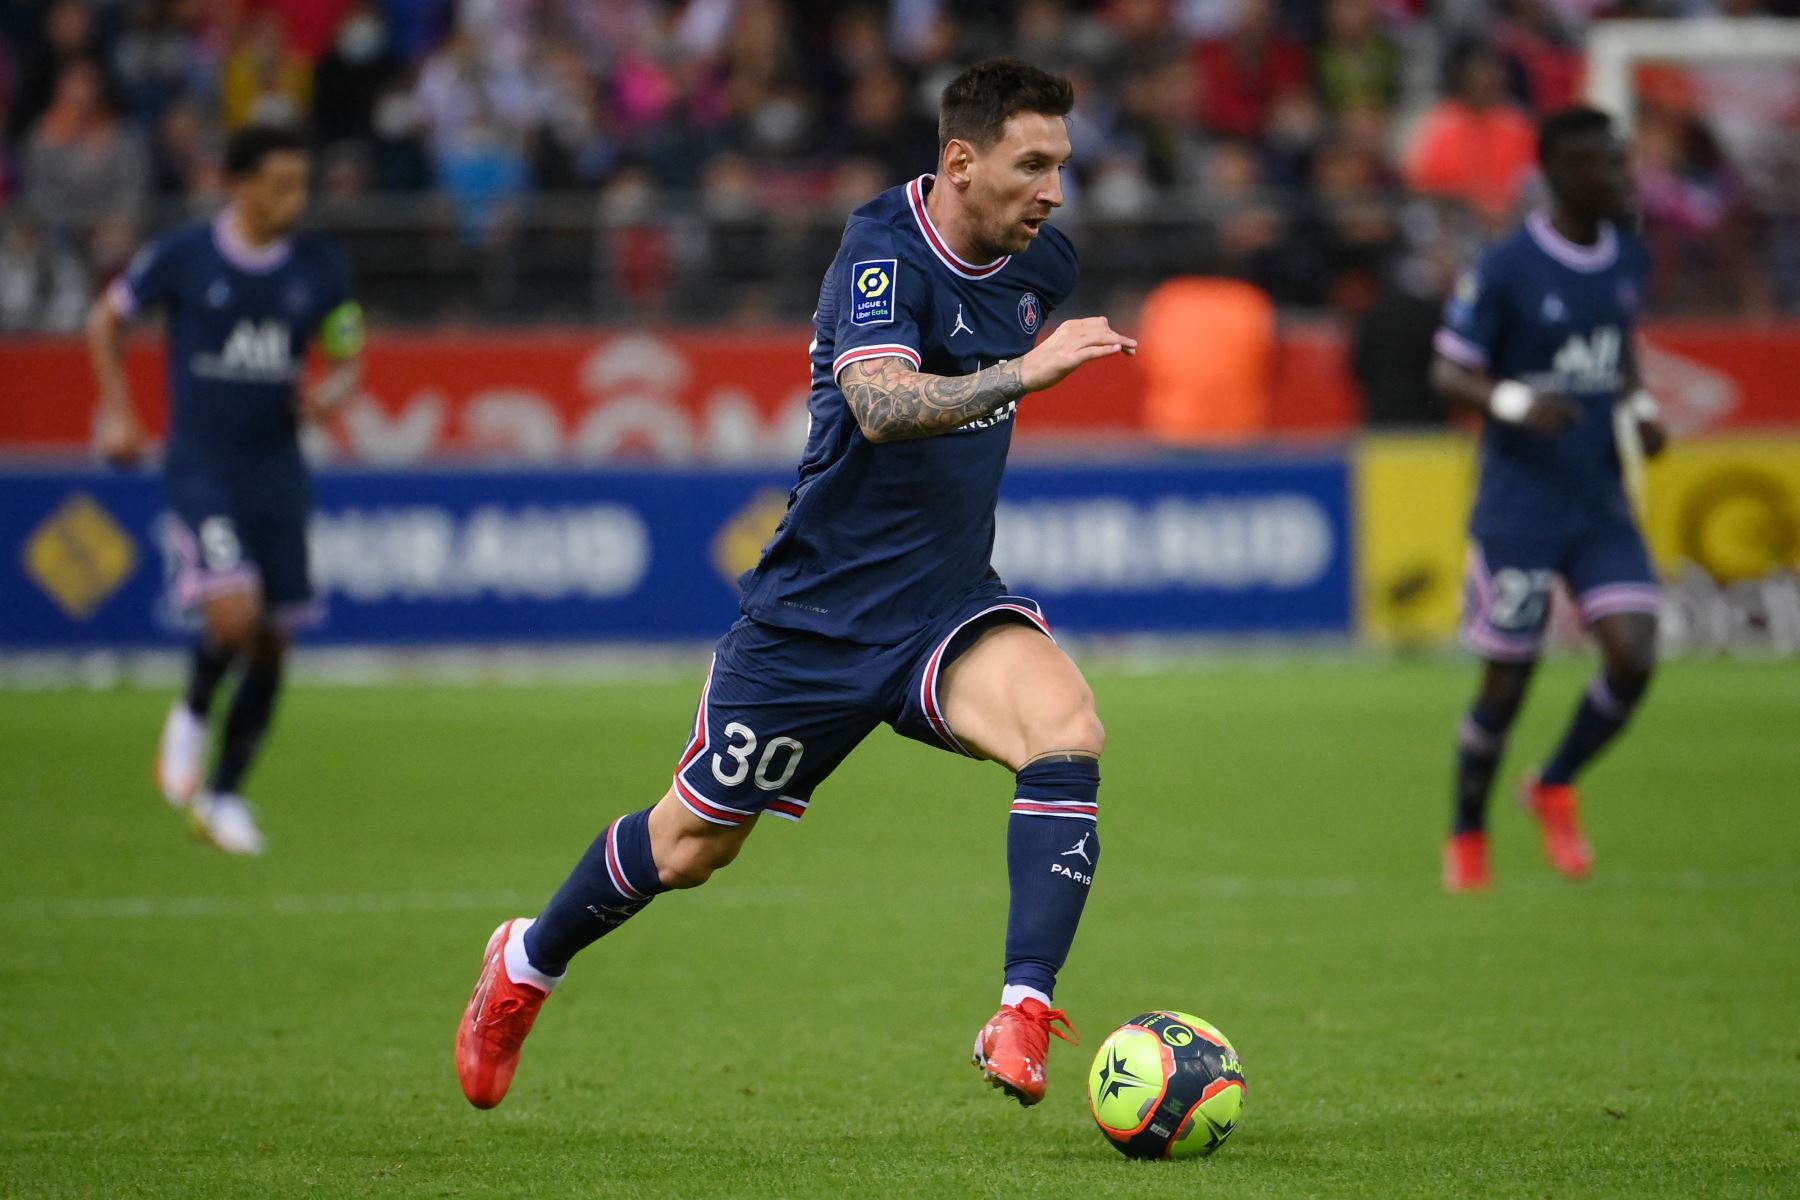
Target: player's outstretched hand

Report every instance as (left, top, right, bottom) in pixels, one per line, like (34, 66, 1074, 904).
(94, 407, 150, 469)
(1018, 317, 1137, 393)
(1523, 391, 1582, 436)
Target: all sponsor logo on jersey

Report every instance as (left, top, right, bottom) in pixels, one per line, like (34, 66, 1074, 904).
(1018, 291, 1041, 334)
(850, 258, 896, 326)
(1537, 325, 1623, 393)
(193, 318, 296, 382)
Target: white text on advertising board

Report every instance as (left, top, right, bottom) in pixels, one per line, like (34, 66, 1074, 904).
(307, 506, 649, 601)
(993, 496, 1334, 591)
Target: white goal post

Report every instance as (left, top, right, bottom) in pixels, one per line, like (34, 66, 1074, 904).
(1586, 18, 1800, 133)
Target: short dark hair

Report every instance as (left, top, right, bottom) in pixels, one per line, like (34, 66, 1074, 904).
(938, 58, 1074, 152)
(1538, 106, 1614, 167)
(224, 124, 311, 178)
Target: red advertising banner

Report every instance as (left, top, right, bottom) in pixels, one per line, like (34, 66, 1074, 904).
(3, 324, 1794, 460)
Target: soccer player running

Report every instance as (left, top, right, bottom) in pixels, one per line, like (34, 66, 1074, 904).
(456, 59, 1135, 1110)
(1431, 107, 1668, 892)
(87, 125, 364, 856)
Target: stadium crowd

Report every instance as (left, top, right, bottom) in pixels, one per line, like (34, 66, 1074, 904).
(1, 0, 1796, 332)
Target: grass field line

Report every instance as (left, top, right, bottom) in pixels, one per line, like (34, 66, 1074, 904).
(4, 867, 1789, 923)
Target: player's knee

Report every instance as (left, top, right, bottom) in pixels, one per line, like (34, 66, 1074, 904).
(205, 603, 260, 653)
(1606, 642, 1656, 700)
(1023, 701, 1106, 762)
(656, 829, 743, 890)
(1479, 663, 1534, 722)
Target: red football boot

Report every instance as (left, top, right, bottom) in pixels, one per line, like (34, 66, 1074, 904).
(455, 919, 549, 1109)
(1443, 830, 1492, 892)
(972, 997, 1078, 1107)
(1521, 776, 1594, 880)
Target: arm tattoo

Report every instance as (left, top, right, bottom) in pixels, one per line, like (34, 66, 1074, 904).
(838, 357, 1027, 443)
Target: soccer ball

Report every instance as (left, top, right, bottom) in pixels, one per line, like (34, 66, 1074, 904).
(1087, 1010, 1246, 1160)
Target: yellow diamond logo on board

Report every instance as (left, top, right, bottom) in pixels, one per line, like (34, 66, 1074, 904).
(22, 492, 138, 620)
(711, 488, 791, 585)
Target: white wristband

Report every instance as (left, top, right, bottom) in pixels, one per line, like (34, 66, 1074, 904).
(1489, 380, 1534, 424)
(1627, 389, 1660, 421)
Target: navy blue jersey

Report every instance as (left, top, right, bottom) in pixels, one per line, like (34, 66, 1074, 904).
(738, 174, 1081, 644)
(111, 211, 353, 491)
(1434, 212, 1650, 540)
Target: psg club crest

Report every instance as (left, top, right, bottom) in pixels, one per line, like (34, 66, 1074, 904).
(1018, 291, 1042, 335)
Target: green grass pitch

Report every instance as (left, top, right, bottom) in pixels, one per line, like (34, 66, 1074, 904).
(2, 655, 1795, 1198)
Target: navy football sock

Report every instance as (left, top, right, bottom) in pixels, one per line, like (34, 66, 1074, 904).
(209, 654, 282, 794)
(185, 637, 234, 719)
(1453, 699, 1512, 834)
(524, 806, 666, 977)
(1003, 755, 1101, 1001)
(1540, 673, 1644, 786)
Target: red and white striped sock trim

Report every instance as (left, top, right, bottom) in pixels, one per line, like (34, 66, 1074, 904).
(1010, 798, 1098, 822)
(602, 818, 645, 901)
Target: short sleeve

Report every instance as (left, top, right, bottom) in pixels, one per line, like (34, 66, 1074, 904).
(1433, 251, 1506, 371)
(1041, 225, 1080, 309)
(312, 241, 364, 359)
(830, 222, 929, 380)
(317, 241, 355, 315)
(107, 234, 180, 319)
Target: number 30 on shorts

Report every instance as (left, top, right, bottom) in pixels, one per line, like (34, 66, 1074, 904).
(711, 723, 805, 792)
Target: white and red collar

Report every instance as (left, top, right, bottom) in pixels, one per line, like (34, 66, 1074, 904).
(907, 175, 1010, 280)
(212, 207, 293, 273)
(1527, 212, 1617, 273)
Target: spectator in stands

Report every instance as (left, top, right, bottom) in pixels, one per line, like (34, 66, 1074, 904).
(0, 212, 90, 332)
(833, 60, 940, 185)
(1637, 110, 1758, 312)
(1206, 138, 1308, 296)
(1192, 0, 1311, 140)
(1491, 0, 1584, 114)
(1353, 235, 1462, 427)
(21, 59, 149, 258)
(8, 1, 119, 142)
(380, 0, 456, 64)
(529, 46, 620, 190)
(1314, 0, 1402, 115)
(1310, 124, 1399, 306)
(1403, 42, 1537, 227)
(435, 110, 527, 246)
(414, 32, 538, 163)
(369, 73, 431, 190)
(269, 0, 358, 62)
(113, 0, 201, 133)
(314, 1, 403, 148)
(149, 94, 221, 197)
(1115, 45, 1206, 188)
(220, 10, 313, 130)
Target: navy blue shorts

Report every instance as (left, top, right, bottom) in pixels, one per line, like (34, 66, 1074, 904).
(163, 472, 319, 630)
(1463, 516, 1659, 662)
(671, 582, 1053, 827)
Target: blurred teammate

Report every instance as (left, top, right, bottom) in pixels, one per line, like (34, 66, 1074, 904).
(458, 59, 1135, 1110)
(1430, 107, 1667, 891)
(87, 124, 363, 855)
